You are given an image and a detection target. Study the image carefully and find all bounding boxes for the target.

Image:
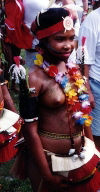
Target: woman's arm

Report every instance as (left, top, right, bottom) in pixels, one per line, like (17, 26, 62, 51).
(84, 64, 95, 109)
(0, 68, 17, 113)
(22, 121, 53, 180)
(1, 85, 17, 113)
(84, 125, 94, 141)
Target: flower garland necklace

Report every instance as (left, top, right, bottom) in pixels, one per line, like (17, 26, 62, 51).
(33, 53, 93, 161)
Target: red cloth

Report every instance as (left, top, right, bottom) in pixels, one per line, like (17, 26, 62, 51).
(0, 136, 18, 163)
(0, 117, 22, 163)
(36, 21, 64, 40)
(5, 0, 33, 49)
(41, 155, 100, 192)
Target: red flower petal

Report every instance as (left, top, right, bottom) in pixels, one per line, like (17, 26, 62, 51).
(72, 102, 81, 112)
(48, 65, 58, 77)
(68, 67, 78, 75)
(81, 106, 92, 114)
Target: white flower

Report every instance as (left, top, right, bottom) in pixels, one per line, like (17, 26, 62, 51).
(82, 101, 90, 108)
(63, 16, 73, 31)
(73, 111, 83, 119)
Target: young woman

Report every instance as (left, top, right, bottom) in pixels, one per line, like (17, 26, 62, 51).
(19, 8, 100, 192)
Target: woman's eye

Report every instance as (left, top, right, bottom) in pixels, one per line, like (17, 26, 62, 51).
(70, 36, 75, 41)
(55, 37, 64, 42)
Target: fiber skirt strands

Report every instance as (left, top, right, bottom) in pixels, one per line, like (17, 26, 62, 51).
(41, 155, 100, 192)
(0, 109, 21, 163)
(40, 138, 100, 192)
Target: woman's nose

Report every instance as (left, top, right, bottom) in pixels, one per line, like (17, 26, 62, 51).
(63, 42, 71, 50)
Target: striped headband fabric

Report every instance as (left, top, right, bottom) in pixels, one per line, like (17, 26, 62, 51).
(31, 8, 75, 40)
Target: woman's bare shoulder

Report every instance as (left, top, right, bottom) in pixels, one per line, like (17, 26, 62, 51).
(28, 66, 44, 95)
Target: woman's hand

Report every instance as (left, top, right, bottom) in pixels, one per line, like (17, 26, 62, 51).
(45, 174, 69, 192)
(88, 91, 95, 109)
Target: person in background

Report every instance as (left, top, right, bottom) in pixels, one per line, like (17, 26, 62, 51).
(16, 8, 100, 192)
(74, 0, 88, 23)
(9, 55, 26, 92)
(77, 2, 100, 150)
(0, 58, 22, 163)
(0, 23, 23, 163)
(62, 0, 88, 24)
(0, 0, 22, 80)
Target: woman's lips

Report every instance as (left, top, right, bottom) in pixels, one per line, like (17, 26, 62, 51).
(59, 52, 71, 58)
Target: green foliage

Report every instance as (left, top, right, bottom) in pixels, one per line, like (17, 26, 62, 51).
(0, 52, 7, 64)
(0, 160, 32, 192)
(0, 177, 32, 192)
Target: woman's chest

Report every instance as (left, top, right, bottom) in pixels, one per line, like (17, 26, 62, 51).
(40, 80, 66, 108)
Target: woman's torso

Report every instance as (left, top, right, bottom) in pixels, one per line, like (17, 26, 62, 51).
(31, 64, 82, 154)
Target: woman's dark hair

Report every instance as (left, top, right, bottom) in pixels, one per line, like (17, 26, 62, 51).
(31, 8, 70, 36)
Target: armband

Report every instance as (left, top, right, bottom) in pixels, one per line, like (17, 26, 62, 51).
(24, 117, 38, 123)
(19, 94, 39, 121)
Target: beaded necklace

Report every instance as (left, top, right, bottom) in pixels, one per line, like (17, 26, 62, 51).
(33, 53, 92, 161)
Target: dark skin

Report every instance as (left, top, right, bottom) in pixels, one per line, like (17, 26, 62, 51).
(0, 68, 17, 117)
(23, 29, 93, 192)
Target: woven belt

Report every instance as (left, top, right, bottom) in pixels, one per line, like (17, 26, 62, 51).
(39, 130, 81, 140)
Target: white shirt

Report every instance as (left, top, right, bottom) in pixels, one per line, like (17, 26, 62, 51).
(23, 0, 50, 28)
(75, 0, 83, 7)
(78, 8, 100, 82)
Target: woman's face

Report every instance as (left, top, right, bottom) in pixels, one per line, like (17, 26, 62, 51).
(46, 29, 75, 61)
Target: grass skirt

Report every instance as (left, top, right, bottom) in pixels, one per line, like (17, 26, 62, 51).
(10, 137, 100, 191)
(41, 155, 100, 192)
(0, 109, 21, 163)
